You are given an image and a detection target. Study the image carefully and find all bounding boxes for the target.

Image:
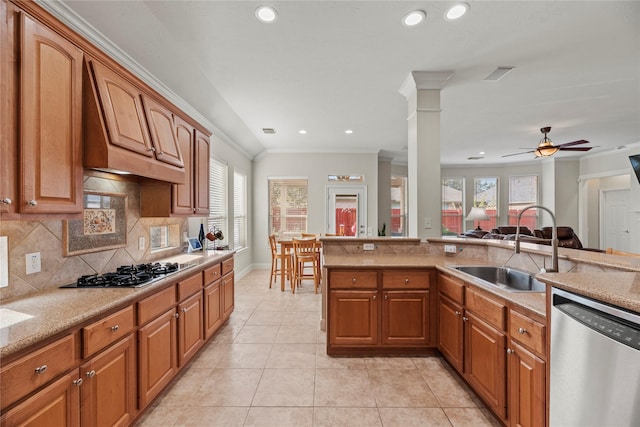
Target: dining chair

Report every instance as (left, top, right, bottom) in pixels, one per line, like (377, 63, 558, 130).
(268, 234, 290, 288)
(291, 238, 320, 293)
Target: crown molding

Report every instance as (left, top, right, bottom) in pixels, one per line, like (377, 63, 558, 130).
(399, 71, 454, 98)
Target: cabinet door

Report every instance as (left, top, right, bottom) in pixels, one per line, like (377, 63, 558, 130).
(222, 272, 234, 320)
(90, 60, 154, 157)
(20, 13, 83, 214)
(0, 371, 80, 427)
(142, 95, 184, 168)
(204, 281, 223, 340)
(172, 115, 194, 215)
(80, 334, 137, 427)
(464, 312, 507, 420)
(382, 290, 429, 346)
(508, 341, 546, 427)
(178, 292, 204, 367)
(137, 308, 177, 409)
(1, 0, 16, 216)
(438, 294, 464, 373)
(329, 290, 378, 346)
(193, 130, 210, 215)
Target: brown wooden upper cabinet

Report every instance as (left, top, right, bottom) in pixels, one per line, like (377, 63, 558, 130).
(9, 11, 84, 216)
(142, 95, 184, 168)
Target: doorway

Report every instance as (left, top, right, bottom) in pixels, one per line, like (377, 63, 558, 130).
(326, 185, 367, 236)
(601, 188, 631, 251)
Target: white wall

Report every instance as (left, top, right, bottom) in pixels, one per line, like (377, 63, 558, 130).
(252, 152, 379, 265)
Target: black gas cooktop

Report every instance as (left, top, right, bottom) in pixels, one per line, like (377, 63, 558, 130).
(61, 262, 186, 288)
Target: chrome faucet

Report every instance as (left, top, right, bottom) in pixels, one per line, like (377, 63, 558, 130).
(515, 205, 558, 273)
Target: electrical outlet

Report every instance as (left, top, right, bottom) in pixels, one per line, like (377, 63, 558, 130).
(139, 237, 145, 251)
(26, 252, 41, 274)
(424, 217, 432, 229)
(444, 244, 457, 254)
(363, 243, 375, 251)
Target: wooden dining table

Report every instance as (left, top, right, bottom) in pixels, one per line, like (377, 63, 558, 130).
(276, 237, 321, 292)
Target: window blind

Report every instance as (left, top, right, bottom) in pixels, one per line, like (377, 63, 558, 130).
(234, 171, 247, 250)
(208, 159, 227, 247)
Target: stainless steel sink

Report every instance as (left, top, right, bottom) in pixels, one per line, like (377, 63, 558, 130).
(451, 266, 546, 292)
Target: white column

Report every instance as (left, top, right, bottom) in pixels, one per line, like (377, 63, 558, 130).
(399, 71, 453, 239)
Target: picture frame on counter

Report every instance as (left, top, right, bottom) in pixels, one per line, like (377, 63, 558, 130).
(63, 191, 128, 256)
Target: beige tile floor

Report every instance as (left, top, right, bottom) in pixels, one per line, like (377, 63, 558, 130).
(134, 269, 501, 427)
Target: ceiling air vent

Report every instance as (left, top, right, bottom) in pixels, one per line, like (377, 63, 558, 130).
(262, 128, 276, 134)
(484, 66, 515, 81)
(467, 156, 484, 160)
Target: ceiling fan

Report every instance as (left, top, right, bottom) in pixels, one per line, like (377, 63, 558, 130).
(502, 127, 593, 158)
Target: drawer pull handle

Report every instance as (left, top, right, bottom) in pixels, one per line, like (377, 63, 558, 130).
(352, 278, 357, 284)
(111, 325, 120, 332)
(34, 365, 48, 374)
(404, 278, 409, 284)
(73, 378, 83, 386)
(86, 370, 96, 378)
(518, 327, 527, 335)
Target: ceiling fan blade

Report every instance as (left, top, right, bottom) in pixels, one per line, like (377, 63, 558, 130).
(556, 139, 589, 148)
(502, 150, 535, 158)
(558, 147, 592, 152)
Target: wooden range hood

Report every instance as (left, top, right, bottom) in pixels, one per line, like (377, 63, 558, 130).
(82, 58, 186, 184)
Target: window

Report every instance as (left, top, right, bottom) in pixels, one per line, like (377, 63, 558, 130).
(442, 177, 465, 235)
(474, 177, 498, 229)
(234, 171, 247, 250)
(508, 175, 538, 228)
(208, 159, 227, 248)
(390, 176, 407, 236)
(150, 225, 169, 250)
(268, 178, 308, 236)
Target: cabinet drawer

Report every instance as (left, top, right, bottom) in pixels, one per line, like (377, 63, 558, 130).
(329, 271, 377, 289)
(465, 287, 506, 331)
(382, 270, 430, 289)
(203, 263, 221, 285)
(0, 333, 78, 409)
(509, 309, 546, 357)
(83, 306, 134, 357)
(138, 285, 177, 325)
(438, 273, 464, 304)
(177, 272, 203, 301)
(222, 258, 234, 276)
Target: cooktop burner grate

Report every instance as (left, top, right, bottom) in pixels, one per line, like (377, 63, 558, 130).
(62, 262, 182, 288)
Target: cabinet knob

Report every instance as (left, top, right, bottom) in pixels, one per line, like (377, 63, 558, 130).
(34, 365, 48, 374)
(26, 200, 37, 207)
(455, 311, 461, 316)
(518, 327, 527, 335)
(372, 294, 376, 300)
(404, 278, 409, 285)
(147, 147, 156, 152)
(352, 278, 357, 284)
(110, 325, 120, 332)
(507, 348, 515, 355)
(174, 312, 180, 318)
(384, 295, 388, 300)
(86, 370, 96, 378)
(182, 308, 187, 313)
(1, 197, 12, 205)
(462, 316, 469, 322)
(73, 378, 83, 386)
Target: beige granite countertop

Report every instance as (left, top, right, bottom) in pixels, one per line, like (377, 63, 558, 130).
(0, 250, 234, 360)
(323, 254, 548, 317)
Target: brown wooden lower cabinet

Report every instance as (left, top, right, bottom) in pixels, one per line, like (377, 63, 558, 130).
(508, 341, 546, 427)
(0, 371, 81, 427)
(221, 272, 234, 320)
(329, 290, 378, 346)
(381, 290, 430, 346)
(80, 334, 137, 427)
(437, 293, 464, 372)
(177, 291, 204, 367)
(204, 280, 223, 340)
(137, 308, 178, 409)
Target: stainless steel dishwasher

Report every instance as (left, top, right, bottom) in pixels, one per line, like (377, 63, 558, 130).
(550, 287, 640, 426)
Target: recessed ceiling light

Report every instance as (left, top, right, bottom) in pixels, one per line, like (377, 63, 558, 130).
(402, 10, 426, 27)
(345, 129, 354, 134)
(479, 151, 485, 155)
(255, 5, 278, 23)
(298, 130, 307, 134)
(445, 3, 469, 21)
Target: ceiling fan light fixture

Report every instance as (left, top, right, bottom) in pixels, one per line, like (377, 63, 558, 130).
(255, 5, 278, 23)
(445, 3, 469, 21)
(402, 10, 426, 27)
(534, 145, 560, 157)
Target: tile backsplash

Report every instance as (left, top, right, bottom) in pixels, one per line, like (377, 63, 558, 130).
(0, 174, 187, 302)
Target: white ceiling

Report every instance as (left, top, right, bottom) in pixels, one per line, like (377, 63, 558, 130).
(59, 0, 640, 165)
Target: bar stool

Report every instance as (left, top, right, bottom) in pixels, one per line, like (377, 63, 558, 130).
(268, 234, 290, 288)
(291, 238, 320, 293)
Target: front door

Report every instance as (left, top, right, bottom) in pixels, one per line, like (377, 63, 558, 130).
(326, 186, 367, 236)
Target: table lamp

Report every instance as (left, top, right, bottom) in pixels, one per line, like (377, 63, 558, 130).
(465, 207, 490, 231)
